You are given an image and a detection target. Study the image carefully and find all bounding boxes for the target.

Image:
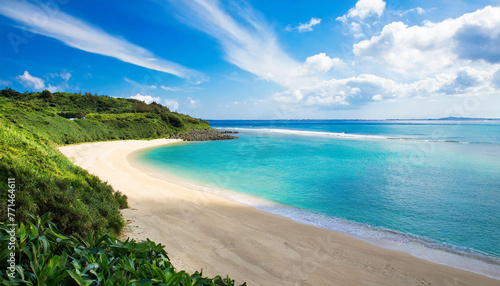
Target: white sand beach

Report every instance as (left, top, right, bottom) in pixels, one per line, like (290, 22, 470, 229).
(59, 139, 500, 286)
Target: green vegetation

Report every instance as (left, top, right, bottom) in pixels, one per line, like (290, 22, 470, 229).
(0, 117, 126, 237)
(0, 88, 210, 236)
(0, 88, 210, 145)
(0, 88, 242, 284)
(0, 214, 243, 285)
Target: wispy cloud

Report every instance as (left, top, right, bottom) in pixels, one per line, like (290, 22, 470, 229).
(395, 7, 426, 17)
(186, 97, 200, 108)
(160, 85, 179, 91)
(285, 18, 322, 32)
(0, 79, 12, 86)
(169, 0, 301, 87)
(124, 77, 158, 90)
(0, 0, 205, 82)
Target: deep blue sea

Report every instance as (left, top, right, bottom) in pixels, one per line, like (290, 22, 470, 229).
(136, 120, 500, 277)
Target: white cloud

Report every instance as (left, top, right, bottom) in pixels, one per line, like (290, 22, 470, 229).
(60, 71, 72, 81)
(161, 85, 178, 91)
(273, 67, 496, 108)
(336, 0, 386, 40)
(164, 99, 179, 110)
(286, 18, 322, 32)
(396, 7, 427, 17)
(295, 53, 345, 76)
(0, 1, 205, 82)
(16, 70, 75, 92)
(169, 0, 301, 87)
(16, 71, 49, 90)
(130, 93, 161, 104)
(353, 6, 500, 78)
(346, 0, 386, 20)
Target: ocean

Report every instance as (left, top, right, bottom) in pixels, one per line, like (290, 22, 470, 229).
(135, 119, 500, 278)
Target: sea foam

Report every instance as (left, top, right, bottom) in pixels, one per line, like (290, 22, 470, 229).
(222, 127, 486, 144)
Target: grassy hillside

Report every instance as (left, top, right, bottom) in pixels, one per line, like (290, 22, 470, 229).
(0, 88, 211, 236)
(0, 88, 243, 284)
(0, 88, 210, 145)
(0, 117, 127, 237)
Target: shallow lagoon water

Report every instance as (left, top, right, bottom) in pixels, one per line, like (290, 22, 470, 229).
(137, 120, 500, 277)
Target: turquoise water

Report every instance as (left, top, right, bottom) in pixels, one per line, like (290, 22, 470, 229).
(137, 120, 500, 276)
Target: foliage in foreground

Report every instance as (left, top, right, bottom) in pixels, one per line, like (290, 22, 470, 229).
(0, 214, 244, 286)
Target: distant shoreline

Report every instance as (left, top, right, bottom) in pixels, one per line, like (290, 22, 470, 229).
(59, 139, 500, 285)
(206, 117, 500, 121)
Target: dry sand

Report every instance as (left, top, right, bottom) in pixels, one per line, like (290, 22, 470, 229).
(59, 139, 500, 286)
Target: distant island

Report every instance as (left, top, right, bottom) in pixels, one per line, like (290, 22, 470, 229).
(385, 117, 500, 121)
(435, 116, 500, 121)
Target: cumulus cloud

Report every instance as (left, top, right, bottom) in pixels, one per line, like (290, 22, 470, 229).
(164, 99, 179, 110)
(337, 0, 386, 23)
(295, 53, 345, 76)
(273, 66, 496, 108)
(17, 71, 46, 90)
(286, 18, 322, 32)
(16, 71, 58, 91)
(16, 70, 76, 91)
(130, 93, 161, 104)
(0, 1, 205, 82)
(354, 6, 500, 77)
(454, 22, 500, 64)
(439, 67, 491, 95)
(347, 0, 386, 19)
(336, 0, 386, 39)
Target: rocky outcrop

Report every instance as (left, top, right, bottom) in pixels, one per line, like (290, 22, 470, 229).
(168, 129, 238, 141)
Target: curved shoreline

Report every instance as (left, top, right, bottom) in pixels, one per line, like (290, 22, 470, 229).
(59, 139, 500, 285)
(132, 143, 500, 280)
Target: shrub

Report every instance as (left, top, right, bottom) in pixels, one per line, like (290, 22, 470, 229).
(40, 89, 53, 99)
(0, 87, 21, 98)
(168, 114, 184, 128)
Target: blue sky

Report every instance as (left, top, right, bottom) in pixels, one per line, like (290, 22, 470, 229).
(1, 0, 499, 119)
